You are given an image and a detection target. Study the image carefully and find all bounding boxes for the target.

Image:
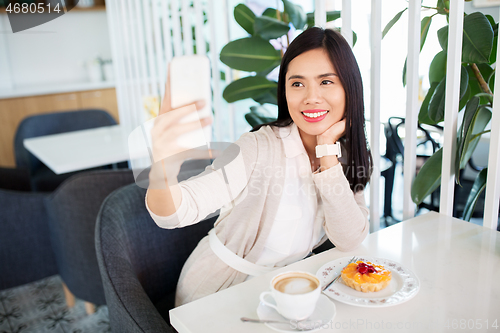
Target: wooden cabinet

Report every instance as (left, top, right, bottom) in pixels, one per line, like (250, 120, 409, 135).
(0, 98, 25, 168)
(0, 88, 119, 167)
(78, 89, 119, 122)
(23, 92, 79, 114)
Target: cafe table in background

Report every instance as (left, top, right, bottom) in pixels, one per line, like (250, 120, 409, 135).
(23, 125, 129, 175)
(170, 212, 500, 332)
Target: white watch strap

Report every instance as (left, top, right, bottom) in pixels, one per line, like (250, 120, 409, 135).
(315, 142, 342, 158)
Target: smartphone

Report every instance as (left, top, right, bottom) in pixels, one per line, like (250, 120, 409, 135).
(169, 55, 213, 148)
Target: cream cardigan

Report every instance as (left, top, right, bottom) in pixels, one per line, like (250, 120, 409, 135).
(147, 123, 369, 307)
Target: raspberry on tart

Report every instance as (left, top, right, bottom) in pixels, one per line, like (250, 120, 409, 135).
(341, 260, 392, 293)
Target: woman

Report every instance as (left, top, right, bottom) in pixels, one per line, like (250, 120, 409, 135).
(146, 27, 372, 307)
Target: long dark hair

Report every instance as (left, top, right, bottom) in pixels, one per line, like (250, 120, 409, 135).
(251, 27, 372, 192)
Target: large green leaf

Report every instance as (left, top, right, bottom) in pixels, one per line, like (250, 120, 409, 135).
(428, 66, 469, 123)
(437, 26, 448, 51)
(489, 35, 497, 64)
(245, 113, 263, 128)
(223, 76, 278, 103)
(245, 112, 276, 128)
(428, 78, 446, 123)
(254, 16, 290, 40)
(462, 12, 494, 63)
(462, 168, 487, 221)
(458, 85, 471, 112)
(220, 37, 281, 72)
(245, 105, 277, 127)
(437, 13, 494, 64)
(459, 105, 492, 170)
(283, 0, 307, 30)
(485, 14, 497, 36)
(326, 10, 341, 22)
(455, 96, 480, 184)
(234, 4, 256, 35)
(474, 92, 493, 105)
(306, 10, 341, 28)
(420, 16, 432, 51)
(252, 87, 278, 105)
(411, 148, 443, 205)
(250, 105, 277, 119)
(262, 7, 279, 19)
(489, 72, 495, 93)
(382, 8, 407, 38)
(255, 59, 281, 77)
(306, 14, 314, 28)
(419, 82, 439, 125)
(429, 51, 447, 85)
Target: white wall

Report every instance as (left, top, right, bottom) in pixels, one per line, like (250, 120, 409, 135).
(0, 16, 13, 90)
(0, 10, 112, 88)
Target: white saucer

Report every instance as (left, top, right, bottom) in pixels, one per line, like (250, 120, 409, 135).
(256, 294, 336, 332)
(317, 257, 420, 307)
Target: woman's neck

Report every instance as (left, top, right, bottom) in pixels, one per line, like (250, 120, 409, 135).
(298, 128, 317, 157)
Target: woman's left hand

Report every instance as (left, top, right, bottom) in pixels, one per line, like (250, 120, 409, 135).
(316, 118, 346, 145)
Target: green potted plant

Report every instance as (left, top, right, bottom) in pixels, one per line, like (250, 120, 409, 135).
(384, 0, 494, 220)
(219, 1, 353, 127)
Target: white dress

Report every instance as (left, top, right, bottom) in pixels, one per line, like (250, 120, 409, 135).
(254, 125, 326, 268)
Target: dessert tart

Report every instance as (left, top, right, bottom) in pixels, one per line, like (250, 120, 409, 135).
(341, 261, 392, 293)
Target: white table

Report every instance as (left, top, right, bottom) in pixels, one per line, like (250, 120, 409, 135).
(23, 125, 129, 175)
(170, 212, 500, 332)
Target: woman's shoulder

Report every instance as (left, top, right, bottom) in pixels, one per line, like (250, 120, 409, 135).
(225, 125, 284, 165)
(236, 124, 284, 147)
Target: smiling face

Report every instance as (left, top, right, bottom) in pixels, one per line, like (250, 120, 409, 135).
(285, 48, 346, 137)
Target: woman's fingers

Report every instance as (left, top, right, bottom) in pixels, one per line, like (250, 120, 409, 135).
(335, 118, 347, 134)
(331, 119, 346, 141)
(317, 118, 347, 144)
(167, 100, 206, 125)
(159, 65, 172, 116)
(151, 117, 212, 163)
(172, 116, 213, 136)
(154, 101, 207, 132)
(174, 99, 206, 112)
(152, 116, 212, 151)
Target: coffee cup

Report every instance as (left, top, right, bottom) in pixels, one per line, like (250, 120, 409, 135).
(259, 271, 321, 321)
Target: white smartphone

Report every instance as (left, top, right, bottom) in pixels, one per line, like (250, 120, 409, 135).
(169, 55, 213, 148)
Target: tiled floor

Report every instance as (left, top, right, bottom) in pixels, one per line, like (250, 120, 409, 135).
(0, 276, 110, 333)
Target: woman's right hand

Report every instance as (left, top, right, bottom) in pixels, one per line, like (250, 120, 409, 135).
(149, 67, 213, 187)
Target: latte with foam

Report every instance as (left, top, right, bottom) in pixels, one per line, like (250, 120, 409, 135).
(260, 271, 321, 320)
(273, 272, 319, 295)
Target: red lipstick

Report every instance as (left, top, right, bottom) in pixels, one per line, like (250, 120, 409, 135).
(301, 109, 328, 123)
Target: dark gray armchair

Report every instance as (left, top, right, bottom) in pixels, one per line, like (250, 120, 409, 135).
(0, 167, 31, 192)
(45, 170, 134, 309)
(96, 183, 215, 332)
(0, 184, 57, 290)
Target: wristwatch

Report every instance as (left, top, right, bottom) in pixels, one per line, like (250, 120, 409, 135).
(315, 142, 342, 158)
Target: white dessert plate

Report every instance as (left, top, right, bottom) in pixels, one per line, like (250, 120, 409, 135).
(316, 256, 419, 307)
(256, 294, 336, 332)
